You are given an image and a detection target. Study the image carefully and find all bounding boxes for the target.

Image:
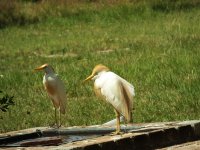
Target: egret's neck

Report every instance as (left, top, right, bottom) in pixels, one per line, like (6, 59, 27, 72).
(92, 71, 107, 80)
(44, 67, 55, 74)
(98, 71, 108, 76)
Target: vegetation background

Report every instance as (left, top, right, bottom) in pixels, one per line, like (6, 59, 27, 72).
(0, 0, 200, 133)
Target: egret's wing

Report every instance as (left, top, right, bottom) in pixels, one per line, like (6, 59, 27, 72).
(98, 73, 134, 122)
(119, 75, 135, 109)
(44, 74, 67, 114)
(119, 76, 135, 97)
(118, 80, 133, 122)
(55, 75, 67, 114)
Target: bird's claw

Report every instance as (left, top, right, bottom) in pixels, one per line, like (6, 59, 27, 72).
(49, 123, 61, 129)
(110, 131, 123, 135)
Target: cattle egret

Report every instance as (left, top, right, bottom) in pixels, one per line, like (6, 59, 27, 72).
(84, 64, 135, 134)
(35, 64, 66, 128)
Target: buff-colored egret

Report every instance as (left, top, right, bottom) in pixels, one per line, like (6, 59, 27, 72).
(35, 64, 66, 128)
(84, 64, 135, 134)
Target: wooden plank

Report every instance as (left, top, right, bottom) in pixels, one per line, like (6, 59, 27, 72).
(0, 130, 42, 145)
(0, 120, 200, 150)
(42, 126, 143, 136)
(20, 137, 63, 146)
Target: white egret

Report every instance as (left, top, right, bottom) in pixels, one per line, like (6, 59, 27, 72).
(84, 64, 135, 134)
(35, 64, 66, 128)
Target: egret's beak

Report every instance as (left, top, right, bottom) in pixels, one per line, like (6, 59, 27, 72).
(34, 66, 44, 71)
(83, 74, 94, 83)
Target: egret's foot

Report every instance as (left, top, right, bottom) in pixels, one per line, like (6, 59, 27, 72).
(111, 131, 123, 135)
(59, 124, 65, 128)
(49, 123, 60, 128)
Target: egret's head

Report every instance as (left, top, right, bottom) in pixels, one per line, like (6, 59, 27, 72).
(84, 64, 109, 82)
(34, 64, 54, 73)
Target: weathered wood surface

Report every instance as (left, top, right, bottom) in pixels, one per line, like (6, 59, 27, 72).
(0, 120, 200, 150)
(158, 140, 200, 150)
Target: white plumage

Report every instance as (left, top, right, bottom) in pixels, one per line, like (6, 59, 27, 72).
(84, 64, 135, 134)
(94, 71, 135, 121)
(43, 73, 66, 114)
(35, 64, 66, 127)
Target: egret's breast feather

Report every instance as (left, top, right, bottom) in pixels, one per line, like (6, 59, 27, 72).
(45, 82, 56, 96)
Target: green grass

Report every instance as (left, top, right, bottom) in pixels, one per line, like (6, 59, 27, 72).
(0, 1, 200, 133)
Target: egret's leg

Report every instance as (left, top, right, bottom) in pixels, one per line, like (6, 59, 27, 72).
(55, 108, 58, 128)
(59, 108, 61, 127)
(116, 110, 120, 134)
(111, 109, 121, 135)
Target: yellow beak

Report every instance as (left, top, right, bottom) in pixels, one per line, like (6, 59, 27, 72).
(34, 66, 44, 71)
(83, 74, 94, 83)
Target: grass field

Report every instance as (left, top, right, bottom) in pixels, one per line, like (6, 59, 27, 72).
(0, 0, 200, 133)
